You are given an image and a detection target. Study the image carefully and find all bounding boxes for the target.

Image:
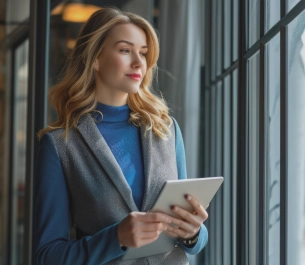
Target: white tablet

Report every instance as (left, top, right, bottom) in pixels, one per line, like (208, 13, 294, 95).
(122, 176, 224, 261)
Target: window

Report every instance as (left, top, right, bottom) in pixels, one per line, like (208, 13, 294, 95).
(287, 10, 305, 264)
(202, 1, 305, 265)
(10, 38, 29, 265)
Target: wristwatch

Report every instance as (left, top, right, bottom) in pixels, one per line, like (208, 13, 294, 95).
(179, 232, 199, 247)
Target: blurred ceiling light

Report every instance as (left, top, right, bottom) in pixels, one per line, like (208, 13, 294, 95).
(51, 3, 65, 15)
(62, 3, 100, 23)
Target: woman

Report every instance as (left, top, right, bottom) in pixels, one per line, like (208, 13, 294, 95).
(34, 7, 208, 264)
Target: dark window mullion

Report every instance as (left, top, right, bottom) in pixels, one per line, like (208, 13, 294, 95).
(280, 0, 286, 18)
(205, 0, 212, 87)
(237, 0, 248, 265)
(222, 0, 225, 72)
(260, 0, 264, 39)
(27, 0, 50, 264)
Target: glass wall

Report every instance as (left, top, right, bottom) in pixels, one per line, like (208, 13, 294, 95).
(247, 51, 260, 265)
(248, 0, 260, 48)
(10, 38, 29, 265)
(287, 10, 305, 265)
(0, 0, 30, 264)
(202, 1, 239, 265)
(265, 0, 280, 32)
(266, 33, 281, 265)
(203, 1, 305, 265)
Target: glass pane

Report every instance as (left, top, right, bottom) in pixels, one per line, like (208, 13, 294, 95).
(248, 51, 260, 265)
(6, 0, 30, 35)
(216, 0, 223, 76)
(233, 0, 238, 61)
(266, 33, 280, 265)
(224, 0, 232, 69)
(287, 10, 305, 265)
(48, 2, 101, 124)
(11, 39, 29, 265)
(287, 0, 300, 13)
(223, 75, 231, 265)
(248, 0, 260, 48)
(232, 69, 238, 265)
(265, 0, 280, 33)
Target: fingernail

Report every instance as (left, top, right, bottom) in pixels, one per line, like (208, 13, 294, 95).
(172, 206, 178, 212)
(185, 195, 192, 201)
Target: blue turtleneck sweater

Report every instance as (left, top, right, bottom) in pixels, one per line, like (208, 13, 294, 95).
(94, 103, 145, 210)
(34, 103, 208, 264)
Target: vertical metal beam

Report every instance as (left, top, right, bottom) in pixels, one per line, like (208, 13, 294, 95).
(206, 0, 212, 87)
(260, 0, 265, 38)
(279, 24, 287, 265)
(280, 0, 286, 18)
(26, 0, 49, 264)
(237, 0, 247, 264)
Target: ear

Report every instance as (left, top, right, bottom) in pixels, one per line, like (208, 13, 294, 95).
(93, 59, 100, 71)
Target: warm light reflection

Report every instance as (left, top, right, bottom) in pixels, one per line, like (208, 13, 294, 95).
(66, 39, 76, 50)
(51, 3, 65, 15)
(62, 4, 100, 23)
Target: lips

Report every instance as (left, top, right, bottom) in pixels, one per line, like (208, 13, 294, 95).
(125, 73, 141, 81)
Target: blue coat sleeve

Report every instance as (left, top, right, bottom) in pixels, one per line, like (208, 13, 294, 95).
(173, 118, 209, 255)
(34, 134, 125, 265)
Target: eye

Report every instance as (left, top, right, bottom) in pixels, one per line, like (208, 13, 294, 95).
(120, 49, 130, 53)
(140, 51, 148, 57)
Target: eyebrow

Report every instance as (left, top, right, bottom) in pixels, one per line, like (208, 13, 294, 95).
(114, 40, 148, 49)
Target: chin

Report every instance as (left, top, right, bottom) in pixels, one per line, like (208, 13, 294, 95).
(126, 87, 140, 95)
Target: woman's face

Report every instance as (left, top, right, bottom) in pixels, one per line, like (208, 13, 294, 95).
(94, 23, 148, 106)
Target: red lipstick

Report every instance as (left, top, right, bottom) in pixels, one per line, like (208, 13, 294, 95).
(125, 73, 141, 81)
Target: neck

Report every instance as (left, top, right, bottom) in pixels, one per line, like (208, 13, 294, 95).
(95, 85, 128, 106)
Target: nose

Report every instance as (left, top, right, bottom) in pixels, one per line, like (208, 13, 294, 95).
(131, 53, 145, 69)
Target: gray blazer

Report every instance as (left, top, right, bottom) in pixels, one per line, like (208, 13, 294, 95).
(49, 114, 189, 265)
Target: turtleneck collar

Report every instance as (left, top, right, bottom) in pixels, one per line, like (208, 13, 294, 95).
(93, 102, 130, 122)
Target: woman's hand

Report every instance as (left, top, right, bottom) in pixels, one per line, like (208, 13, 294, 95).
(117, 212, 172, 248)
(165, 194, 209, 240)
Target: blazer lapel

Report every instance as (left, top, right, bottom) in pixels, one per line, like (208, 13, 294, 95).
(140, 128, 160, 212)
(77, 114, 138, 212)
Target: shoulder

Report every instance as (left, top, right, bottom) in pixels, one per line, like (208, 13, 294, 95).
(170, 117, 183, 143)
(39, 129, 64, 145)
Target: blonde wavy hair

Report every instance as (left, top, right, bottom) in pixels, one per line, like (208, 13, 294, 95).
(38, 7, 172, 139)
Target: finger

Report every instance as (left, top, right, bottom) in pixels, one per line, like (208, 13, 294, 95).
(140, 222, 168, 232)
(138, 230, 163, 239)
(167, 215, 197, 235)
(132, 212, 172, 224)
(171, 206, 202, 226)
(184, 195, 209, 221)
(166, 223, 198, 239)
